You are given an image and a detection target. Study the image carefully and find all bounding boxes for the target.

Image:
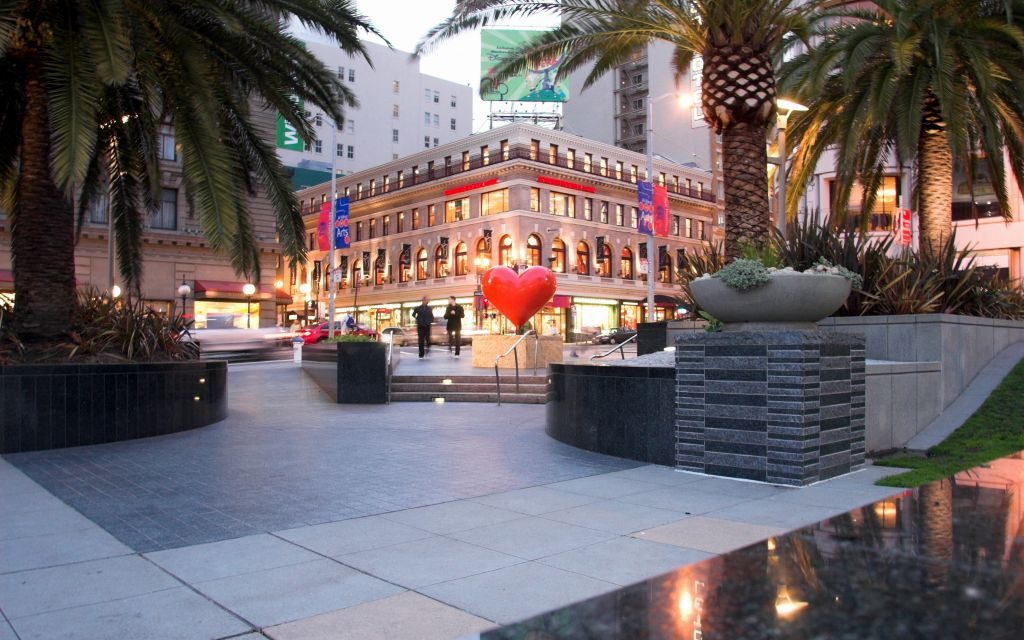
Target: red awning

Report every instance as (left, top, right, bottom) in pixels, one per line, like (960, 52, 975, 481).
(0, 269, 11, 285)
(195, 280, 292, 302)
(551, 294, 571, 309)
(637, 294, 678, 308)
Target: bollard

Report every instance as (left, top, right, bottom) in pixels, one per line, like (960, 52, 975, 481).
(292, 336, 303, 363)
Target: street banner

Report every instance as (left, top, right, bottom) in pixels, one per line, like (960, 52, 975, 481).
(894, 208, 912, 246)
(637, 181, 655, 236)
(317, 202, 330, 251)
(653, 185, 670, 237)
(334, 197, 351, 249)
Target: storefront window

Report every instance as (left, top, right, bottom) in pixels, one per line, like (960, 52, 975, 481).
(953, 158, 1001, 221)
(499, 235, 514, 267)
(549, 192, 575, 216)
(575, 241, 591, 275)
(551, 238, 566, 273)
(527, 234, 542, 266)
(620, 247, 634, 279)
(829, 176, 900, 230)
(434, 245, 449, 277)
(416, 248, 428, 279)
(194, 301, 256, 329)
(454, 242, 468, 275)
(445, 197, 470, 222)
(481, 189, 508, 216)
(597, 243, 612, 277)
(399, 250, 411, 282)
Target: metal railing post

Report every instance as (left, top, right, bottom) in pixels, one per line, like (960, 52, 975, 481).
(495, 362, 502, 406)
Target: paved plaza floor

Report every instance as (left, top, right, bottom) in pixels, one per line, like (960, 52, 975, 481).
(1, 361, 904, 639)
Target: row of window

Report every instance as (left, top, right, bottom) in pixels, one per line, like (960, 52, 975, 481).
(88, 189, 179, 230)
(336, 66, 356, 82)
(422, 112, 458, 131)
(321, 235, 678, 287)
(423, 89, 458, 108)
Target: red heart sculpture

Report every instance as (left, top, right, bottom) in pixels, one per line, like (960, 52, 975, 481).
(481, 266, 557, 329)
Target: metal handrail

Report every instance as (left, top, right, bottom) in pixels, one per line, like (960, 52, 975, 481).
(590, 333, 638, 362)
(495, 330, 539, 406)
(384, 336, 395, 405)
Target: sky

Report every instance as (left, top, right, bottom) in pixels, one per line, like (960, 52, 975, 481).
(354, 0, 561, 132)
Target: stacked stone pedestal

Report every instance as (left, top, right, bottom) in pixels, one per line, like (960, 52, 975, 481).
(676, 330, 865, 486)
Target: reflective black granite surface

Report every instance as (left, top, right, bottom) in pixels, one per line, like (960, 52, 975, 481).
(483, 453, 1024, 639)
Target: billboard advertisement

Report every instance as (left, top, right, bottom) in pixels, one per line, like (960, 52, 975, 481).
(480, 29, 569, 102)
(276, 97, 304, 151)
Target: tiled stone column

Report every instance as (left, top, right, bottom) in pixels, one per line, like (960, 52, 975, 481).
(675, 330, 865, 486)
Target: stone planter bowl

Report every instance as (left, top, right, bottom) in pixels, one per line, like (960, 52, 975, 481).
(690, 272, 851, 329)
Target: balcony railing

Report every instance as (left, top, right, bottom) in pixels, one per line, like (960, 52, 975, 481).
(329, 144, 716, 209)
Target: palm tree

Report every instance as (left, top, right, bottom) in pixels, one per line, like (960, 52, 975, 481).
(418, 0, 816, 258)
(0, 1, 377, 343)
(780, 0, 1024, 254)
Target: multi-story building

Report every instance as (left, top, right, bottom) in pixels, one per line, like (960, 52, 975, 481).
(0, 108, 292, 329)
(287, 123, 717, 338)
(275, 38, 473, 183)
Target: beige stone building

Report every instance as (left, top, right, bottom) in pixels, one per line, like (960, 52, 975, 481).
(0, 108, 291, 328)
(289, 123, 716, 338)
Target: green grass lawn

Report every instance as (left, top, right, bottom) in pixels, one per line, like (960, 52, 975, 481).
(873, 358, 1024, 487)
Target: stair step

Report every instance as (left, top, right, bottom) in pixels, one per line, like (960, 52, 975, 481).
(391, 383, 547, 393)
(391, 375, 548, 384)
(390, 391, 547, 404)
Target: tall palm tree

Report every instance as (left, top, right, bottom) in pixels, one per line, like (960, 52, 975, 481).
(418, 0, 816, 258)
(0, 1, 377, 343)
(780, 0, 1024, 254)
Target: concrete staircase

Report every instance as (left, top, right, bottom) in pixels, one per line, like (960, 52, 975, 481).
(389, 374, 548, 404)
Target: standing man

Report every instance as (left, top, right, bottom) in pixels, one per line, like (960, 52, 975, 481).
(443, 296, 465, 358)
(412, 296, 433, 359)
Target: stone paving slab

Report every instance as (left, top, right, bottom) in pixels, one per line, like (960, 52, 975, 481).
(145, 534, 321, 584)
(537, 537, 712, 586)
(447, 516, 615, 560)
(632, 516, 787, 554)
(274, 515, 434, 558)
(338, 537, 522, 589)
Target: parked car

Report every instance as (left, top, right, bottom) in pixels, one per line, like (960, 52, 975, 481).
(300, 321, 378, 345)
(428, 322, 475, 346)
(591, 327, 637, 345)
(380, 326, 408, 346)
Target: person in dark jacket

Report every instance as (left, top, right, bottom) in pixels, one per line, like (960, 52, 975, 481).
(443, 296, 465, 357)
(412, 296, 433, 359)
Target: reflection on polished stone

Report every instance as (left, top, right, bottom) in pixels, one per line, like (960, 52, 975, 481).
(483, 452, 1024, 639)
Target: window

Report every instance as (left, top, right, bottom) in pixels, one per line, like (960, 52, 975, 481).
(583, 198, 593, 221)
(696, 182, 704, 197)
(530, 188, 541, 212)
(433, 90, 440, 103)
(416, 248, 428, 279)
(397, 211, 404, 232)
(672, 215, 681, 236)
(444, 156, 452, 175)
(549, 192, 575, 217)
(399, 248, 411, 282)
(369, 179, 376, 196)
(630, 206, 638, 229)
(352, 260, 363, 286)
(476, 237, 490, 267)
(672, 175, 679, 190)
(373, 254, 385, 286)
(427, 204, 437, 226)
(500, 140, 509, 160)
(427, 161, 434, 178)
(551, 238, 566, 273)
(631, 73, 643, 86)
(424, 136, 430, 148)
(615, 204, 624, 226)
(620, 247, 634, 279)
(832, 176, 901, 229)
(445, 197, 469, 222)
(314, 139, 322, 153)
(566, 149, 575, 169)
(348, 69, 355, 82)
(600, 157, 608, 176)
(481, 189, 508, 216)
(397, 170, 404, 188)
(347, 119, 354, 133)
(432, 114, 439, 128)
(685, 178, 692, 193)
(632, 97, 643, 110)
(630, 165, 638, 183)
(659, 172, 666, 186)
(597, 243, 612, 277)
(575, 242, 591, 275)
(433, 137, 439, 147)
(615, 161, 623, 180)
(392, 129, 399, 143)
(393, 80, 400, 93)
(424, 112, 430, 125)
(150, 188, 177, 229)
(659, 250, 672, 283)
(336, 143, 343, 157)
(354, 220, 363, 241)
(356, 183, 362, 199)
(383, 214, 390, 234)
(314, 113, 323, 127)
(698, 220, 706, 239)
(425, 88, 432, 101)
(392, 104, 399, 117)
(434, 245, 448, 277)
(347, 145, 353, 159)
(685, 218, 693, 238)
(454, 242, 468, 276)
(548, 144, 558, 164)
(462, 151, 470, 170)
(499, 235, 514, 267)
(481, 145, 490, 165)
(337, 66, 344, 79)
(600, 201, 609, 224)
(369, 218, 376, 238)
(526, 234, 542, 266)
(583, 153, 592, 172)
(158, 131, 176, 161)
(530, 139, 540, 160)
(450, 118, 456, 130)
(451, 95, 457, 107)
(632, 123, 643, 137)
(412, 208, 420, 230)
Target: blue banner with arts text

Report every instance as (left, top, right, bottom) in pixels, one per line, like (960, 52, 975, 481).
(334, 197, 350, 249)
(637, 181, 654, 236)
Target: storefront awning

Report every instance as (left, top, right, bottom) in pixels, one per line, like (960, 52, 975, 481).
(0, 270, 11, 286)
(551, 295, 571, 309)
(637, 294, 679, 308)
(194, 280, 292, 303)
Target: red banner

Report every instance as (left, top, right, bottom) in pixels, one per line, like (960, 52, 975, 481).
(894, 208, 912, 246)
(537, 175, 596, 193)
(653, 185, 670, 237)
(317, 202, 330, 252)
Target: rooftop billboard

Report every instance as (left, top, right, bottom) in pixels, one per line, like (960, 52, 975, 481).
(480, 29, 569, 102)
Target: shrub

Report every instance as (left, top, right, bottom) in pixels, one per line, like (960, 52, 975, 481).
(714, 259, 771, 290)
(327, 333, 375, 343)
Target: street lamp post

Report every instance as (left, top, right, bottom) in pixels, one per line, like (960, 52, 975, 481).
(473, 255, 491, 329)
(242, 283, 256, 328)
(299, 282, 311, 326)
(315, 113, 340, 339)
(177, 277, 191, 316)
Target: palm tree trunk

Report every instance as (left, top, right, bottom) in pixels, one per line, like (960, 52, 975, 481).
(917, 113, 953, 256)
(722, 122, 771, 259)
(11, 53, 78, 342)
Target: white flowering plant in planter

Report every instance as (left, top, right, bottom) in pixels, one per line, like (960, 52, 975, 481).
(699, 256, 863, 291)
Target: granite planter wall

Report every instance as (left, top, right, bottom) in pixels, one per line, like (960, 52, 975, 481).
(472, 335, 563, 369)
(546, 363, 676, 466)
(0, 360, 227, 454)
(301, 341, 394, 404)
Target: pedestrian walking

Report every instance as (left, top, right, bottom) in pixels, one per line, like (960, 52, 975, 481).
(412, 296, 433, 359)
(443, 296, 464, 357)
